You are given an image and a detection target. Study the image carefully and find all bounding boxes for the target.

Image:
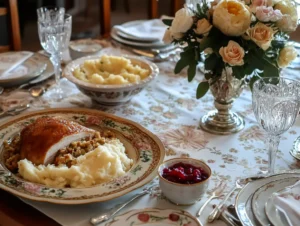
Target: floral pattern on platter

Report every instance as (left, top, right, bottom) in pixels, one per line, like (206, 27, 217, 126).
(0, 109, 165, 204)
(105, 208, 201, 226)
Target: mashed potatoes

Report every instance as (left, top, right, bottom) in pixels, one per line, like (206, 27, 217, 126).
(73, 55, 150, 85)
(18, 139, 133, 188)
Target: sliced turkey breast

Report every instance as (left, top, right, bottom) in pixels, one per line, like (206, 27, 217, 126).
(20, 117, 95, 165)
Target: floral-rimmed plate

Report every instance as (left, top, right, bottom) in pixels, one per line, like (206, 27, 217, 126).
(0, 52, 47, 87)
(0, 108, 165, 204)
(235, 173, 300, 226)
(251, 177, 300, 226)
(105, 208, 201, 226)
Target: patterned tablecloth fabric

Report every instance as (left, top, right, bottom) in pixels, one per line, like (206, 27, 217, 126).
(0, 47, 300, 226)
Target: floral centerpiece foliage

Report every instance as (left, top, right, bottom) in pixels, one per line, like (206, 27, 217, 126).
(163, 0, 298, 98)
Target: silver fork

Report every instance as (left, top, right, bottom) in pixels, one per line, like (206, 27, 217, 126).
(196, 181, 226, 217)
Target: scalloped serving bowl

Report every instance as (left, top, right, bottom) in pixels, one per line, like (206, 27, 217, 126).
(63, 55, 159, 105)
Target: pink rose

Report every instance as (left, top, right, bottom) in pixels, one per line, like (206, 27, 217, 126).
(256, 6, 282, 22)
(250, 0, 272, 12)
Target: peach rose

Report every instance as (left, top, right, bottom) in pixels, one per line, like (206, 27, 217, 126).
(247, 22, 274, 50)
(194, 18, 212, 36)
(219, 40, 245, 66)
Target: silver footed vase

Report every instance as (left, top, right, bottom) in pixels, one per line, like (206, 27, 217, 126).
(200, 70, 245, 135)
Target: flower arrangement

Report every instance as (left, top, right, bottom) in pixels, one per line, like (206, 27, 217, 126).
(162, 0, 298, 98)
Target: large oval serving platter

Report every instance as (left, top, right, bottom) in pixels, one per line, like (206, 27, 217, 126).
(0, 108, 165, 204)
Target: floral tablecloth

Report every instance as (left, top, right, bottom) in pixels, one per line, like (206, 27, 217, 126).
(0, 47, 300, 226)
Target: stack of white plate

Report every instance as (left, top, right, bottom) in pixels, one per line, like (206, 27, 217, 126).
(111, 19, 170, 49)
(0, 51, 54, 87)
(235, 172, 300, 226)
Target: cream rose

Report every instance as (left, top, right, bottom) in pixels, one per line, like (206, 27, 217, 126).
(247, 22, 274, 50)
(278, 46, 298, 68)
(194, 18, 212, 36)
(219, 40, 245, 66)
(275, 0, 298, 32)
(170, 8, 193, 33)
(163, 29, 173, 44)
(213, 0, 251, 36)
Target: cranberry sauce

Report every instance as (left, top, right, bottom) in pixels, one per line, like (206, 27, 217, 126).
(162, 162, 209, 184)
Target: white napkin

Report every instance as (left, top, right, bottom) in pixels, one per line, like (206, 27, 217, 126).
(0, 51, 33, 78)
(272, 180, 300, 226)
(114, 19, 167, 41)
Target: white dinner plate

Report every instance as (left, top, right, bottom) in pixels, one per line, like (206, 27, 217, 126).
(111, 27, 170, 49)
(115, 20, 163, 42)
(105, 208, 201, 226)
(0, 108, 165, 204)
(0, 52, 47, 87)
(251, 177, 300, 226)
(27, 53, 54, 84)
(235, 173, 300, 226)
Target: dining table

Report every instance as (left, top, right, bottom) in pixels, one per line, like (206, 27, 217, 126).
(0, 40, 300, 226)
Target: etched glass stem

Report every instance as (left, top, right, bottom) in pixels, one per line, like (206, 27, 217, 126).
(50, 54, 61, 86)
(267, 135, 280, 174)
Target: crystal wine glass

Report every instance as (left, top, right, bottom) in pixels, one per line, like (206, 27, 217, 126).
(252, 77, 300, 174)
(37, 7, 72, 100)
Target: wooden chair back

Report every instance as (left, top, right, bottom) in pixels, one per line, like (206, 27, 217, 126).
(0, 0, 21, 53)
(99, 0, 184, 37)
(149, 0, 183, 19)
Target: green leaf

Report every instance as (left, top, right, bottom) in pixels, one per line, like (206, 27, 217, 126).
(232, 66, 245, 80)
(162, 19, 173, 26)
(199, 37, 214, 52)
(204, 54, 218, 71)
(196, 81, 209, 99)
(188, 61, 197, 82)
(174, 48, 195, 74)
(263, 61, 279, 78)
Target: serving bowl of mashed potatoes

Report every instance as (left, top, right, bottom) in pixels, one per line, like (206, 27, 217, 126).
(63, 55, 159, 105)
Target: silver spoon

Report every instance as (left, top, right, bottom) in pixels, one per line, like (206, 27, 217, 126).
(90, 185, 156, 225)
(0, 104, 30, 118)
(29, 86, 46, 97)
(207, 175, 267, 223)
(0, 86, 3, 95)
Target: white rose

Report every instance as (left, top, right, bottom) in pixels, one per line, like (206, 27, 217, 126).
(163, 28, 173, 44)
(278, 46, 298, 68)
(256, 6, 282, 22)
(275, 0, 298, 32)
(247, 22, 274, 50)
(171, 8, 194, 33)
(219, 40, 245, 66)
(194, 18, 212, 36)
(213, 0, 251, 36)
(170, 27, 184, 40)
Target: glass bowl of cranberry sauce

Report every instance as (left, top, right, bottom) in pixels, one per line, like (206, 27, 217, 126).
(158, 158, 211, 205)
